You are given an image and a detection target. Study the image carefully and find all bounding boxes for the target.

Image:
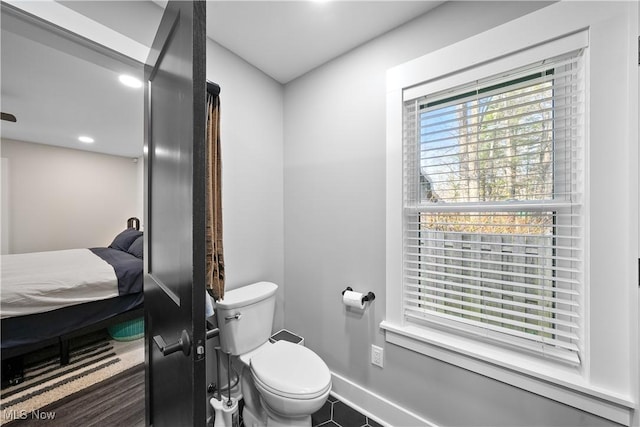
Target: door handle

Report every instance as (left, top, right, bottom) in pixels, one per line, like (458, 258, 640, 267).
(153, 329, 191, 357)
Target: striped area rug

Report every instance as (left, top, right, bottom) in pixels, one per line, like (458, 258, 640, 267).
(0, 331, 143, 425)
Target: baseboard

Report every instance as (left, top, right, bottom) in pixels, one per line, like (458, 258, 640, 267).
(329, 371, 438, 427)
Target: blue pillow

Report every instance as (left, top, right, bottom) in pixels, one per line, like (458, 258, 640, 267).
(127, 235, 143, 259)
(109, 228, 142, 252)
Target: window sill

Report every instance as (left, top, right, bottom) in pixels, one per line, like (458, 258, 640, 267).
(380, 321, 635, 426)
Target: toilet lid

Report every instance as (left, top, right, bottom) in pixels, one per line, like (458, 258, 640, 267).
(250, 341, 331, 398)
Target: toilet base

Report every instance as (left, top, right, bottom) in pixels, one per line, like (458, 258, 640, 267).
(242, 405, 311, 427)
(242, 405, 266, 427)
(267, 413, 311, 427)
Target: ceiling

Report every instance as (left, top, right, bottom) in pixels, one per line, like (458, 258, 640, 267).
(1, 1, 443, 158)
(206, 1, 442, 83)
(1, 4, 145, 158)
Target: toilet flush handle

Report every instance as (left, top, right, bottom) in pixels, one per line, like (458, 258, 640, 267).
(225, 312, 242, 321)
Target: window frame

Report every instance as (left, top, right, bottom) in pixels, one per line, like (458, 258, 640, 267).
(382, 2, 638, 425)
(402, 56, 584, 366)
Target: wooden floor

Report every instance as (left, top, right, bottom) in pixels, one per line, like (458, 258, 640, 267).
(7, 365, 145, 427)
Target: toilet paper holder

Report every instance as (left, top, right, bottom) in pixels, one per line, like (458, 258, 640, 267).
(342, 287, 375, 304)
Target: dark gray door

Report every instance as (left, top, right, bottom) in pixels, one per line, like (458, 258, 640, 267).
(144, 1, 207, 426)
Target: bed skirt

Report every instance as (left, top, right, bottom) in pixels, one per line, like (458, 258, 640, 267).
(1, 293, 144, 354)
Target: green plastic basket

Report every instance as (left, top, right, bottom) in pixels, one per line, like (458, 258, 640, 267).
(108, 317, 144, 341)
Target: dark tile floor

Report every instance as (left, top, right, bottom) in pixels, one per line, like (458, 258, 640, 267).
(312, 394, 383, 427)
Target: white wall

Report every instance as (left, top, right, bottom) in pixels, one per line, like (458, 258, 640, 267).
(283, 1, 623, 425)
(206, 38, 285, 331)
(1, 138, 139, 254)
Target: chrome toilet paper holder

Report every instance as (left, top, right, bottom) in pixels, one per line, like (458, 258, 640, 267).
(342, 287, 375, 304)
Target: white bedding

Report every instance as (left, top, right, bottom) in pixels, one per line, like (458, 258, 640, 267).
(0, 249, 119, 319)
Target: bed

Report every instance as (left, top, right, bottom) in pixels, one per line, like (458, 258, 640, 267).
(1, 225, 144, 383)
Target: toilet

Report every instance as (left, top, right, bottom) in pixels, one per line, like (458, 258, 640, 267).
(215, 281, 331, 427)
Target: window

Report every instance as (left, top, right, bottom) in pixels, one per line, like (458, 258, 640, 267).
(383, 4, 638, 423)
(402, 53, 584, 365)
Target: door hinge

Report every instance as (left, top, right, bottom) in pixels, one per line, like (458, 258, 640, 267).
(638, 36, 640, 66)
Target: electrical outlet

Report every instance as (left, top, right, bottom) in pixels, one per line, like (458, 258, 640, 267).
(371, 345, 383, 368)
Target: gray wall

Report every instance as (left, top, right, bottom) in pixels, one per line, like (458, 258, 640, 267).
(1, 138, 139, 254)
(206, 38, 285, 331)
(203, 40, 284, 423)
(283, 2, 618, 425)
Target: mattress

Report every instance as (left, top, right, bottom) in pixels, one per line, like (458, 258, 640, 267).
(1, 248, 141, 319)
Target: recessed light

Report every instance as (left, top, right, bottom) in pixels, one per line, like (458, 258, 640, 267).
(119, 74, 142, 89)
(78, 136, 94, 144)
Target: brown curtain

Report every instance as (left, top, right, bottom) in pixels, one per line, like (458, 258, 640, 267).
(205, 92, 225, 301)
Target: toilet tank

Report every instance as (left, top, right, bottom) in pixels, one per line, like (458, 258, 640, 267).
(215, 281, 278, 355)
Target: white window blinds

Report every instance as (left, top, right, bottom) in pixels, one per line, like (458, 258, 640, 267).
(402, 51, 584, 365)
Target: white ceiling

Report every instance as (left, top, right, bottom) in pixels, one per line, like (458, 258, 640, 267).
(60, 0, 443, 83)
(1, 1, 443, 157)
(207, 1, 442, 83)
(1, 4, 146, 158)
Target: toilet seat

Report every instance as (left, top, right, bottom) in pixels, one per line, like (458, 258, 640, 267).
(253, 371, 331, 401)
(250, 340, 331, 400)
